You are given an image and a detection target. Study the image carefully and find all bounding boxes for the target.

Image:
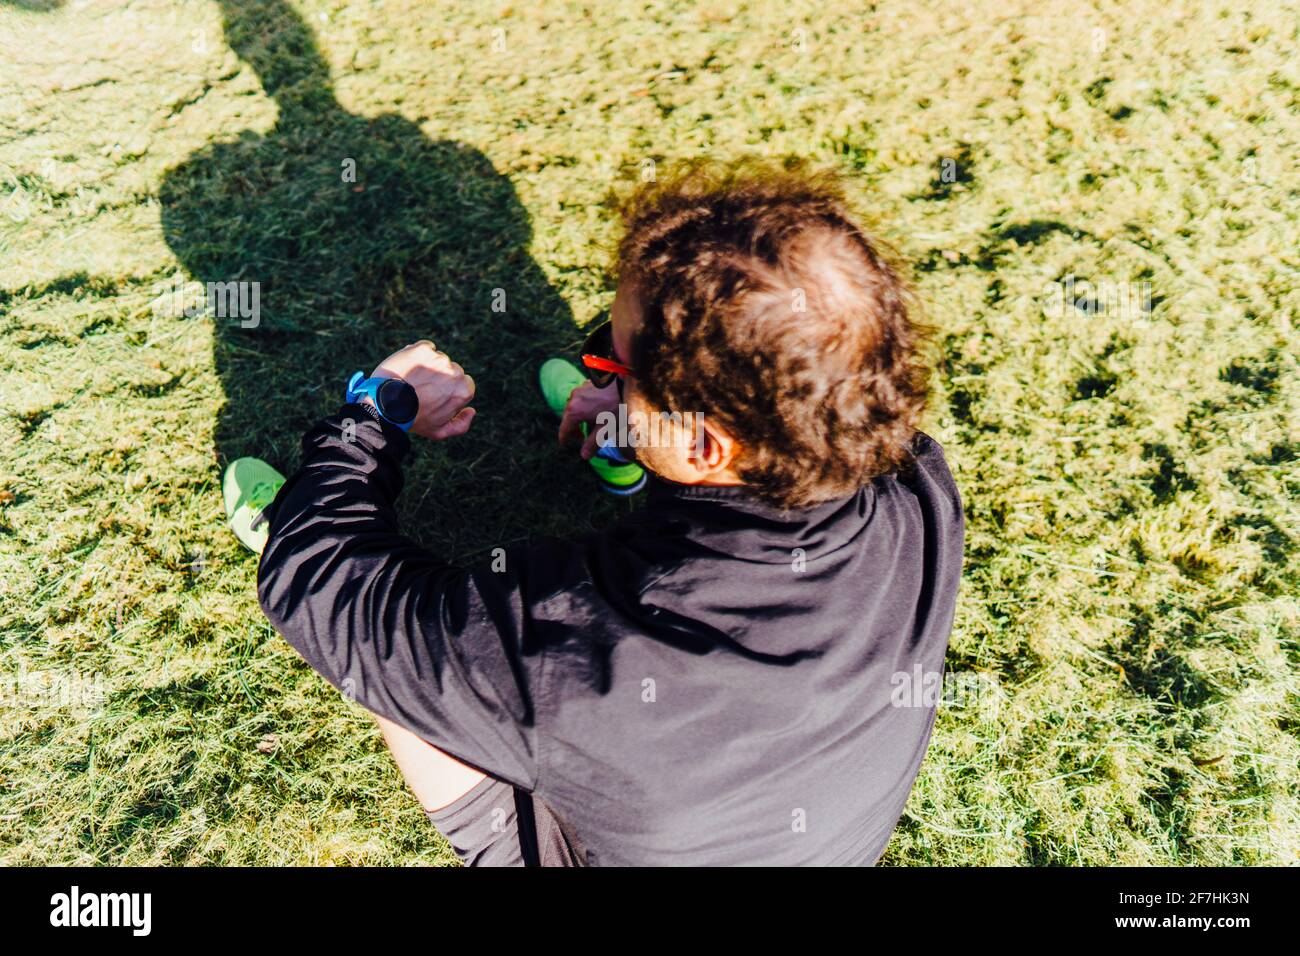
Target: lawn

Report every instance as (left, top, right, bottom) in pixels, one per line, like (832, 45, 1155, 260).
(0, 0, 1297, 865)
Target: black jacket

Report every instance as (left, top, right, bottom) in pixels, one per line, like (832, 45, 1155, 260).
(258, 405, 964, 865)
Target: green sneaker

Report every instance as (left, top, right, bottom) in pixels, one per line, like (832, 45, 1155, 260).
(222, 457, 286, 554)
(539, 358, 645, 496)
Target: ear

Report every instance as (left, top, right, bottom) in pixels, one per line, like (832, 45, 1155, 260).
(687, 417, 740, 476)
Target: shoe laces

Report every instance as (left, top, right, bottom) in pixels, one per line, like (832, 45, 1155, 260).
(248, 480, 280, 510)
(247, 480, 280, 531)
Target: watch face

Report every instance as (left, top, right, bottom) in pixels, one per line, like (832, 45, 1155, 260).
(377, 378, 418, 424)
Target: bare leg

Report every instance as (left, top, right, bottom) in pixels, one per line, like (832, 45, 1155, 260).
(373, 713, 487, 812)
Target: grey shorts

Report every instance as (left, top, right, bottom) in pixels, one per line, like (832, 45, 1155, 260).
(425, 776, 586, 867)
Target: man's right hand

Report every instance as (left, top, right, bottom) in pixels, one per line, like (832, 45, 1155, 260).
(559, 380, 621, 460)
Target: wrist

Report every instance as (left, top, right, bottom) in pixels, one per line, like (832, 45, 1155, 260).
(345, 371, 418, 431)
(348, 398, 384, 426)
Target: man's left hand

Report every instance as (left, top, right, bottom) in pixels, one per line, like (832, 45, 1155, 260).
(370, 340, 476, 441)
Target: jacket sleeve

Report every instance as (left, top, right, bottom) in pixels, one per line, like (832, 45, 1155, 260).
(257, 405, 548, 790)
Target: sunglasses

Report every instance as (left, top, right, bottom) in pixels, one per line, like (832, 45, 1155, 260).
(580, 320, 633, 389)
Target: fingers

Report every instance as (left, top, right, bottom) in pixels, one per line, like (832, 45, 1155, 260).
(428, 406, 475, 441)
(450, 365, 475, 402)
(558, 404, 583, 447)
(558, 380, 603, 446)
(418, 362, 474, 438)
(579, 427, 601, 461)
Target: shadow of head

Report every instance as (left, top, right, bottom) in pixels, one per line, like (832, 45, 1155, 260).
(158, 0, 599, 548)
(215, 0, 332, 108)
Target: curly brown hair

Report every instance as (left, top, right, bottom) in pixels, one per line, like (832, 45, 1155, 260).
(614, 157, 930, 509)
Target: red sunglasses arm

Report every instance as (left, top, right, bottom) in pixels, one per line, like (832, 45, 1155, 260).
(581, 354, 633, 377)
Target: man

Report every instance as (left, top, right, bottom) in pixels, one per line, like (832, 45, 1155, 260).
(242, 160, 964, 866)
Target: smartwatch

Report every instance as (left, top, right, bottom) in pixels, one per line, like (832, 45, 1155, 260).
(345, 371, 419, 431)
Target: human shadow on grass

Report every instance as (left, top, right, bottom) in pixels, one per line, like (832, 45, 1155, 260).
(160, 0, 612, 554)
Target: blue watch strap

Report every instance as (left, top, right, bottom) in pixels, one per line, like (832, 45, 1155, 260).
(345, 370, 416, 431)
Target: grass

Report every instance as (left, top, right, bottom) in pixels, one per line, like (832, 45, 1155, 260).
(0, 0, 1297, 865)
